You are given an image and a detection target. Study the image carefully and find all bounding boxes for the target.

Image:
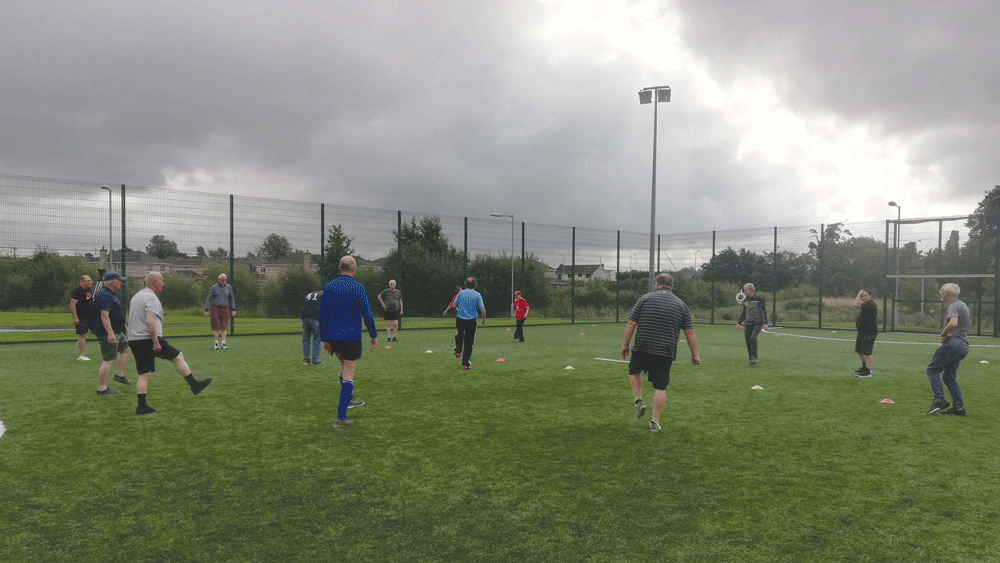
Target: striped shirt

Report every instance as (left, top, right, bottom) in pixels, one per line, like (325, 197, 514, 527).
(627, 288, 693, 359)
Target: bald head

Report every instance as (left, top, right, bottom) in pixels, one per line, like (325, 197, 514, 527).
(145, 271, 165, 292)
(339, 256, 357, 274)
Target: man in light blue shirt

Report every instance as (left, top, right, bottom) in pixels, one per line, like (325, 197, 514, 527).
(452, 277, 486, 370)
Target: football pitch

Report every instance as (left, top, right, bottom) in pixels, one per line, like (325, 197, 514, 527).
(1, 323, 998, 562)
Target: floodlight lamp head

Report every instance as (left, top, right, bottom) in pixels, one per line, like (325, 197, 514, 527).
(638, 90, 652, 104)
(657, 88, 671, 102)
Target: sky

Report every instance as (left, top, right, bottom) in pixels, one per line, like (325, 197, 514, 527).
(2, 0, 998, 236)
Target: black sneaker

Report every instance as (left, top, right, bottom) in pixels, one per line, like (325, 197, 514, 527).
(191, 377, 213, 396)
(347, 399, 365, 409)
(940, 406, 967, 416)
(392, 337, 398, 342)
(135, 404, 156, 415)
(96, 388, 120, 395)
(113, 374, 131, 385)
(855, 368, 872, 378)
(635, 399, 646, 418)
(312, 360, 324, 365)
(926, 400, 950, 415)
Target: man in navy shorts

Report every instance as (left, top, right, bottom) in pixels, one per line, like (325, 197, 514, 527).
(128, 272, 213, 415)
(319, 256, 378, 428)
(621, 274, 701, 432)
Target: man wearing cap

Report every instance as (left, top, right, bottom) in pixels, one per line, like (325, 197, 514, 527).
(513, 290, 530, 343)
(204, 273, 236, 350)
(128, 272, 213, 415)
(90, 272, 131, 394)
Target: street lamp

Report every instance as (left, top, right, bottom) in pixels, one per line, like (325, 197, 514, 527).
(639, 85, 671, 292)
(490, 213, 515, 317)
(889, 201, 902, 328)
(100, 185, 113, 271)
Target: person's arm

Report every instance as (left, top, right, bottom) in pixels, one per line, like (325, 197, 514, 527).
(761, 298, 768, 330)
(101, 310, 115, 343)
(146, 313, 161, 351)
(377, 291, 386, 309)
(524, 304, 530, 318)
(737, 305, 746, 328)
(854, 290, 865, 309)
(479, 308, 487, 326)
(940, 316, 959, 344)
(684, 328, 701, 365)
(69, 297, 80, 324)
(621, 320, 637, 359)
(204, 286, 213, 316)
(398, 296, 403, 315)
(229, 286, 236, 316)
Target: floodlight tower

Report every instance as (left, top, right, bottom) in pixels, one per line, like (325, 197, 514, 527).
(100, 185, 113, 271)
(639, 85, 671, 292)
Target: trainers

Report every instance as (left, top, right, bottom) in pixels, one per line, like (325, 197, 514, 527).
(940, 406, 967, 416)
(303, 359, 311, 365)
(855, 368, 872, 378)
(392, 337, 398, 342)
(926, 400, 950, 415)
(113, 374, 131, 385)
(635, 399, 646, 418)
(312, 360, 324, 366)
(214, 341, 219, 350)
(347, 399, 365, 409)
(747, 361, 758, 367)
(333, 417, 353, 427)
(454, 352, 461, 358)
(191, 377, 213, 396)
(221, 342, 229, 350)
(96, 388, 120, 395)
(462, 365, 471, 370)
(77, 355, 91, 361)
(649, 420, 662, 432)
(135, 404, 156, 415)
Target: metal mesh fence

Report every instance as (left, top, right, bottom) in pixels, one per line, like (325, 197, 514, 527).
(2, 173, 997, 343)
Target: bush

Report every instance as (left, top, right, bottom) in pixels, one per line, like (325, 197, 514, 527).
(159, 275, 203, 310)
(262, 267, 322, 318)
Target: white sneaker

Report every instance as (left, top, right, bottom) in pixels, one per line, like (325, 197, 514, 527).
(214, 341, 219, 350)
(77, 355, 91, 361)
(221, 342, 229, 350)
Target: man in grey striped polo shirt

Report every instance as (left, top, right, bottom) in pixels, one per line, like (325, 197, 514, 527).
(621, 273, 701, 432)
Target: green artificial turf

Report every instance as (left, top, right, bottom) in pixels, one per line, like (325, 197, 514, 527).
(1, 323, 999, 562)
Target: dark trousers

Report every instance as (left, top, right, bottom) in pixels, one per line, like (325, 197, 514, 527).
(744, 323, 763, 361)
(454, 318, 478, 367)
(514, 318, 526, 342)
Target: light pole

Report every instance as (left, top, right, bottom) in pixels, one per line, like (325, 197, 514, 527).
(100, 184, 113, 271)
(638, 85, 670, 292)
(889, 201, 902, 328)
(694, 250, 700, 281)
(490, 213, 515, 317)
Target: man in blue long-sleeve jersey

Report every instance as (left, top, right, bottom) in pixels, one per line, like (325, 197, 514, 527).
(319, 256, 378, 428)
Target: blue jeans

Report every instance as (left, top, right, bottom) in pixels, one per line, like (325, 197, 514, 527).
(302, 319, 321, 363)
(926, 344, 967, 408)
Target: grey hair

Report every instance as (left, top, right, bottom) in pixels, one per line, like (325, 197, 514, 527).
(940, 283, 960, 297)
(743, 283, 755, 292)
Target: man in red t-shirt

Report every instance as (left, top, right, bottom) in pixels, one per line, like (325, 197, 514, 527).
(513, 291, 530, 342)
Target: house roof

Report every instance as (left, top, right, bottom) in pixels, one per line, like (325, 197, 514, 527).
(554, 264, 606, 275)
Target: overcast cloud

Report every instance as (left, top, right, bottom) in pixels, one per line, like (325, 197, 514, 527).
(2, 0, 998, 235)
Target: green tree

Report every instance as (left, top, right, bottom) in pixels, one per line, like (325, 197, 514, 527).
(965, 185, 1000, 240)
(255, 233, 294, 262)
(146, 235, 183, 259)
(262, 266, 322, 317)
(208, 247, 228, 259)
(323, 224, 355, 281)
(196, 246, 207, 257)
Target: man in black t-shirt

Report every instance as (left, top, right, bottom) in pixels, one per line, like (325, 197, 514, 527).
(853, 289, 878, 377)
(69, 275, 94, 361)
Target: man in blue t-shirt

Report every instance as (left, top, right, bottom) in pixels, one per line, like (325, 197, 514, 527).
(452, 277, 486, 370)
(319, 256, 378, 428)
(90, 272, 132, 394)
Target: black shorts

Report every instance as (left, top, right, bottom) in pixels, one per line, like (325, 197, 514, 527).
(855, 333, 877, 355)
(326, 339, 363, 361)
(74, 319, 90, 336)
(628, 350, 674, 391)
(383, 310, 401, 321)
(129, 337, 182, 375)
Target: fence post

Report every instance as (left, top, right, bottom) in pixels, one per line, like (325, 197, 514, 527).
(520, 221, 525, 292)
(463, 217, 468, 280)
(818, 223, 824, 330)
(616, 231, 621, 323)
(229, 194, 235, 335)
(710, 231, 716, 324)
(397, 211, 402, 287)
(320, 203, 325, 282)
(120, 184, 126, 282)
(772, 226, 778, 326)
(571, 227, 576, 324)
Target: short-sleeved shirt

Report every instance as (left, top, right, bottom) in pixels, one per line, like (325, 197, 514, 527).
(944, 299, 971, 351)
(855, 300, 878, 335)
(379, 288, 402, 311)
(454, 289, 485, 320)
(319, 275, 377, 342)
(301, 291, 322, 321)
(205, 282, 235, 310)
(70, 285, 93, 319)
(128, 287, 163, 340)
(627, 288, 693, 360)
(514, 297, 529, 320)
(91, 287, 126, 336)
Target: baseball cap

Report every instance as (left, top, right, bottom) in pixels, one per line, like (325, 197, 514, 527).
(103, 272, 127, 282)
(514, 290, 521, 296)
